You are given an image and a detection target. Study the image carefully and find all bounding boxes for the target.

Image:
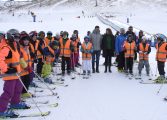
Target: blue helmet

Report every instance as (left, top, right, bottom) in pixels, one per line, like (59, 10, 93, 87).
(84, 36, 90, 41)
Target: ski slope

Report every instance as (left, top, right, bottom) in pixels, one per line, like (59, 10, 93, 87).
(0, 1, 167, 120)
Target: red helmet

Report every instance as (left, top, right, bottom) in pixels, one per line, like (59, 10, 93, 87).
(29, 31, 37, 38)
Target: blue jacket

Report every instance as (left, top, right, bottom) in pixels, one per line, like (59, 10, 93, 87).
(115, 34, 127, 53)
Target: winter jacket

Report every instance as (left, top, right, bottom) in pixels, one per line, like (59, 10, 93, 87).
(101, 34, 115, 57)
(115, 34, 127, 54)
(90, 29, 102, 51)
(101, 34, 115, 50)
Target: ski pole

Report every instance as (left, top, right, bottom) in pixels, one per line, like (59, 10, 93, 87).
(16, 73, 46, 119)
(32, 70, 58, 96)
(155, 64, 158, 77)
(156, 78, 165, 95)
(72, 52, 76, 77)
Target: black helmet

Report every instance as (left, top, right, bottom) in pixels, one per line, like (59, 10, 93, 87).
(73, 30, 78, 34)
(47, 31, 53, 36)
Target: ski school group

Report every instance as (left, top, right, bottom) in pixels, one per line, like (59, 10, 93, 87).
(0, 25, 167, 118)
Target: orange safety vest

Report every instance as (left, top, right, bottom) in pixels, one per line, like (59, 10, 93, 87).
(43, 46, 55, 64)
(139, 43, 150, 60)
(45, 37, 54, 46)
(81, 42, 92, 60)
(20, 46, 32, 76)
(29, 43, 35, 62)
(2, 46, 21, 81)
(35, 40, 46, 59)
(156, 42, 167, 62)
(124, 41, 136, 58)
(71, 40, 78, 53)
(59, 38, 71, 57)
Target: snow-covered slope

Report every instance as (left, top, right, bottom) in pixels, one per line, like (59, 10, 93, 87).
(0, 0, 167, 120)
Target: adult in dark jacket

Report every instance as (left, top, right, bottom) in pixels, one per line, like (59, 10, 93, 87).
(90, 26, 103, 73)
(101, 28, 115, 73)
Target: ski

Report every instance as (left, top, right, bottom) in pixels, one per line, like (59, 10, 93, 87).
(53, 81, 64, 85)
(34, 89, 44, 93)
(36, 86, 56, 90)
(0, 111, 51, 119)
(17, 111, 51, 119)
(28, 100, 49, 104)
(30, 103, 58, 109)
(33, 93, 59, 98)
(139, 81, 164, 84)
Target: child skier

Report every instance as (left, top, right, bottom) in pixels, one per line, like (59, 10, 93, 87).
(19, 31, 34, 99)
(41, 40, 55, 84)
(59, 31, 74, 75)
(137, 36, 151, 77)
(81, 36, 93, 78)
(0, 31, 30, 118)
(155, 36, 167, 82)
(123, 34, 136, 75)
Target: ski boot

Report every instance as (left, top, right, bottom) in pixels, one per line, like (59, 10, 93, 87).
(10, 102, 31, 110)
(21, 92, 34, 99)
(87, 70, 91, 76)
(30, 81, 38, 88)
(109, 66, 112, 73)
(0, 109, 19, 118)
(67, 70, 71, 75)
(155, 75, 166, 83)
(44, 77, 53, 84)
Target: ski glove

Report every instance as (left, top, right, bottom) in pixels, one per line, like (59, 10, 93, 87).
(139, 51, 143, 54)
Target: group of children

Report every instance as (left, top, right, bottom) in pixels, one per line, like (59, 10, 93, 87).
(116, 27, 167, 82)
(0, 29, 92, 118)
(0, 27, 166, 118)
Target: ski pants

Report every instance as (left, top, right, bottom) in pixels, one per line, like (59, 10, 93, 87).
(117, 51, 125, 70)
(61, 56, 71, 72)
(37, 58, 44, 75)
(138, 60, 150, 74)
(92, 50, 101, 70)
(21, 74, 30, 94)
(125, 57, 134, 73)
(157, 61, 165, 76)
(82, 60, 92, 71)
(0, 79, 23, 112)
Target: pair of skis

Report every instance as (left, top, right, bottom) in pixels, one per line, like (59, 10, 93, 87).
(0, 103, 58, 119)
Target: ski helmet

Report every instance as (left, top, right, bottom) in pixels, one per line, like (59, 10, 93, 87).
(60, 31, 63, 37)
(73, 30, 79, 34)
(7, 29, 20, 38)
(157, 34, 166, 41)
(20, 31, 30, 46)
(38, 31, 45, 37)
(29, 31, 37, 38)
(63, 31, 68, 37)
(84, 36, 90, 42)
(6, 33, 14, 42)
(0, 31, 5, 38)
(47, 31, 53, 36)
